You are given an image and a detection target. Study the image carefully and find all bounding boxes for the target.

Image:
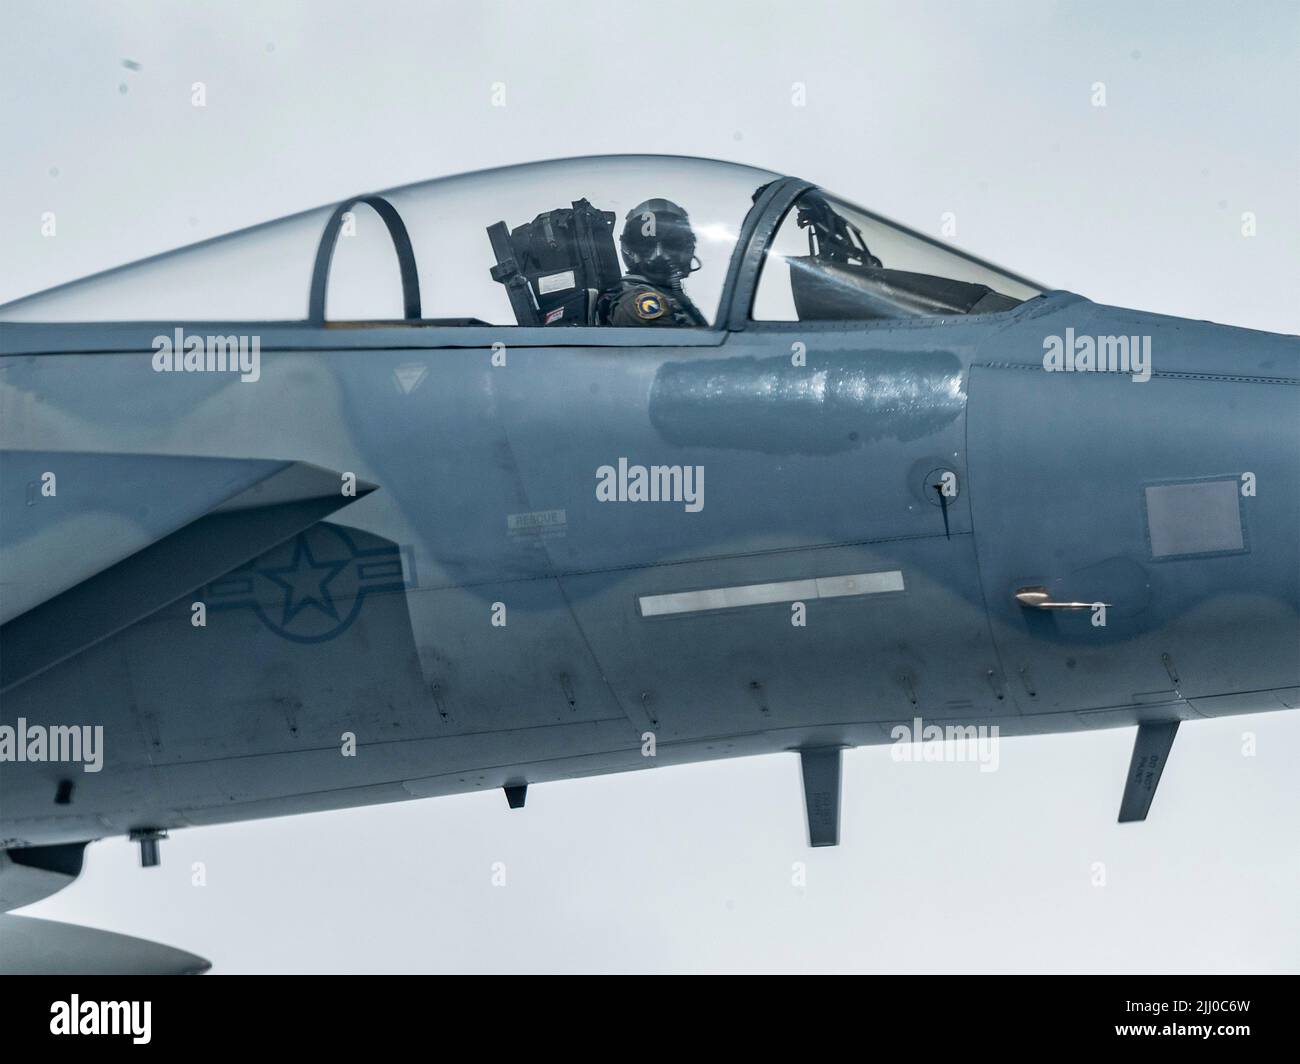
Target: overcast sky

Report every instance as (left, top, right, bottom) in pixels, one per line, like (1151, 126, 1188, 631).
(3, 0, 1298, 972)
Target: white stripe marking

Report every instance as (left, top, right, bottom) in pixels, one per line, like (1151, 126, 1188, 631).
(638, 570, 904, 617)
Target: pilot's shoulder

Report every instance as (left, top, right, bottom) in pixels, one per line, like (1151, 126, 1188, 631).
(611, 284, 673, 324)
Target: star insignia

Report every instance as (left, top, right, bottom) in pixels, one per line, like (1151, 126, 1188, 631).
(262, 537, 348, 627)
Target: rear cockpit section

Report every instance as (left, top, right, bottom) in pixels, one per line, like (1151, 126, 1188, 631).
(486, 198, 623, 327)
(366, 157, 773, 327)
(0, 156, 779, 329)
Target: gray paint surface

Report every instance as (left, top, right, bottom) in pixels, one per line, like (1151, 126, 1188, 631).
(2, 161, 1295, 869)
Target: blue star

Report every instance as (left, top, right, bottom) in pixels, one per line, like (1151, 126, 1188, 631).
(262, 537, 348, 628)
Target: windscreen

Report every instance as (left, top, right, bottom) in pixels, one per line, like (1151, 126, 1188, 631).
(752, 190, 1044, 322)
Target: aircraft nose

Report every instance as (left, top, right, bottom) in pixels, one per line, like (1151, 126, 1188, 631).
(969, 305, 1300, 710)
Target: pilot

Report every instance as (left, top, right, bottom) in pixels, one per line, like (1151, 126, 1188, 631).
(597, 199, 708, 327)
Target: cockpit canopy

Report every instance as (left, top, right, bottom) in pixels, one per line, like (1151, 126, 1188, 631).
(0, 155, 1042, 327)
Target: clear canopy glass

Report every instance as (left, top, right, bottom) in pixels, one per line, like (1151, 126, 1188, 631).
(0, 156, 780, 326)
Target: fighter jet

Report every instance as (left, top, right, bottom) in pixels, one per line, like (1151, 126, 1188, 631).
(1, 155, 1296, 972)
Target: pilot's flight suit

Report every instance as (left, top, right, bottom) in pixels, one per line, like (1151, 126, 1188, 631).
(597, 274, 707, 327)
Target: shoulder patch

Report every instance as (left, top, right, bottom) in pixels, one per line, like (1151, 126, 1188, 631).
(633, 291, 667, 320)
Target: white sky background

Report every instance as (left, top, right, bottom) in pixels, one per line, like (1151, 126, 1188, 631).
(2, 0, 1298, 972)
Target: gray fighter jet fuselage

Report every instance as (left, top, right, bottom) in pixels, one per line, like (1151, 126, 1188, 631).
(1, 156, 1296, 969)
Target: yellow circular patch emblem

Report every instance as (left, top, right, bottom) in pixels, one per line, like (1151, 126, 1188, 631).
(634, 292, 666, 320)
